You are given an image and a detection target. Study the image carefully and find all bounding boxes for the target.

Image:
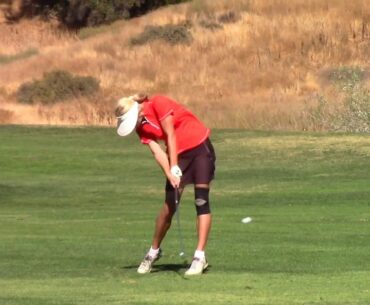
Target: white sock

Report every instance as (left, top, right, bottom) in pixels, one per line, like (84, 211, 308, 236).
(194, 250, 205, 260)
(148, 246, 159, 257)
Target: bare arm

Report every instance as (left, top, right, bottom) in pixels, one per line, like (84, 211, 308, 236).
(160, 115, 177, 168)
(148, 140, 179, 187)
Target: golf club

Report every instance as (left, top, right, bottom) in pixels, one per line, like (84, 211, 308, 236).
(174, 186, 186, 258)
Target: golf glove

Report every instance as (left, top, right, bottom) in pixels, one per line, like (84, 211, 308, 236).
(170, 165, 182, 178)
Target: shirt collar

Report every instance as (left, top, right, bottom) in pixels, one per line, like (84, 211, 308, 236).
(142, 100, 152, 117)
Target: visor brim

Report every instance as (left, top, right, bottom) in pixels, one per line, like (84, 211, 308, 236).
(117, 102, 139, 137)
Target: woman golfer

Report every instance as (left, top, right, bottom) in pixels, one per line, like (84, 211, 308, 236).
(115, 94, 216, 276)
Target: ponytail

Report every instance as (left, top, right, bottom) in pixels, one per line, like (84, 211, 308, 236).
(114, 93, 147, 117)
(132, 93, 148, 104)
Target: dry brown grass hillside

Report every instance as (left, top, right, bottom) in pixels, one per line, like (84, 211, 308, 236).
(0, 0, 370, 129)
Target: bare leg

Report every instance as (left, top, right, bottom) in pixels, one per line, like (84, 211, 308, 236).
(196, 214, 212, 250)
(195, 184, 212, 251)
(152, 188, 183, 249)
(151, 203, 174, 249)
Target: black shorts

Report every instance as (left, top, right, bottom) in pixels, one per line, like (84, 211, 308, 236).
(165, 138, 216, 191)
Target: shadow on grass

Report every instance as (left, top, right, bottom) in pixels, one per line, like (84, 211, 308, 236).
(122, 263, 187, 272)
(152, 263, 188, 273)
(122, 263, 212, 278)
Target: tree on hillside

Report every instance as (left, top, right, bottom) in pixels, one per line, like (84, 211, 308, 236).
(4, 0, 188, 27)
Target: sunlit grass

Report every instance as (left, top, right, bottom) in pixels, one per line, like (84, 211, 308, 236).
(0, 126, 369, 304)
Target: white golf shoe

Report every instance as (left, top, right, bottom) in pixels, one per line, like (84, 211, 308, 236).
(137, 249, 162, 274)
(184, 257, 208, 276)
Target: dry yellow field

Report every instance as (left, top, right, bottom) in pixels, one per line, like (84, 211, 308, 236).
(0, 0, 369, 129)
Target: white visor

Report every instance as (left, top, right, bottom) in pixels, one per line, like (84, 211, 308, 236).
(117, 102, 139, 137)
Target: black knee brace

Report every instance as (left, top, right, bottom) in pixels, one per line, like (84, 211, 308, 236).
(194, 187, 211, 215)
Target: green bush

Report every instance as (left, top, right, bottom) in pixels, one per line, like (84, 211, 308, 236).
(199, 19, 223, 31)
(131, 23, 192, 45)
(329, 66, 364, 91)
(17, 70, 100, 105)
(8, 1, 189, 27)
(333, 86, 370, 133)
(218, 11, 240, 24)
(308, 66, 370, 133)
(54, 0, 189, 27)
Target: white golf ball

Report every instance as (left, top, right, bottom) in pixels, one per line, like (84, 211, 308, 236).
(179, 252, 185, 257)
(241, 217, 252, 224)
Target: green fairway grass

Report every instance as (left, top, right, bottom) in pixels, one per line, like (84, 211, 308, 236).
(0, 126, 369, 305)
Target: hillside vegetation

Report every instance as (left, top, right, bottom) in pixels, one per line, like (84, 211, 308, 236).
(1, 0, 187, 27)
(0, 0, 370, 129)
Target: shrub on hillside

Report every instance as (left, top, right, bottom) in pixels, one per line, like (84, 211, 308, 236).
(329, 66, 364, 91)
(131, 24, 192, 45)
(197, 11, 240, 32)
(199, 19, 223, 31)
(218, 11, 240, 24)
(0, 49, 38, 66)
(308, 66, 370, 133)
(9, 0, 189, 27)
(333, 86, 370, 133)
(17, 70, 100, 105)
(70, 1, 189, 27)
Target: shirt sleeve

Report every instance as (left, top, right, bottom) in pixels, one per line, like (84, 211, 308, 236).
(152, 96, 175, 121)
(140, 137, 152, 144)
(137, 130, 153, 145)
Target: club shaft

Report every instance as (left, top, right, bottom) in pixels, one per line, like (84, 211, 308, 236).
(175, 187, 185, 255)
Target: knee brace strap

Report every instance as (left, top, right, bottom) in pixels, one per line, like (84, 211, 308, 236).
(194, 187, 211, 215)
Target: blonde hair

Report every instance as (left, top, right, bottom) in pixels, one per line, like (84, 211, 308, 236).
(114, 93, 148, 117)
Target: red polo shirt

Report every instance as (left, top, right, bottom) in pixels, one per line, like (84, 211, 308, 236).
(136, 96, 210, 154)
